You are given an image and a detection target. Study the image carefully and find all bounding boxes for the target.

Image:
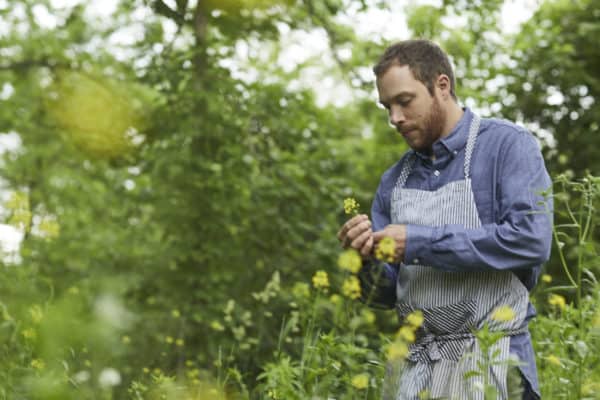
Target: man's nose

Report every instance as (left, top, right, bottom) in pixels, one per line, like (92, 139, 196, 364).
(389, 106, 406, 126)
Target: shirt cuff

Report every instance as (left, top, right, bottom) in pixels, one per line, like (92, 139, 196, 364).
(404, 224, 434, 265)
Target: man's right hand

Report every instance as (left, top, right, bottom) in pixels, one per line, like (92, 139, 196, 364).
(336, 214, 373, 257)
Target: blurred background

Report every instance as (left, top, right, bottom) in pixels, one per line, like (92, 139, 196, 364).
(0, 0, 598, 398)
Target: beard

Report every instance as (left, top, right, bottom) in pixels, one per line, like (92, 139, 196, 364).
(414, 96, 447, 155)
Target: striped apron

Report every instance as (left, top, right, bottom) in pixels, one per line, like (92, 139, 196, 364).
(384, 115, 529, 400)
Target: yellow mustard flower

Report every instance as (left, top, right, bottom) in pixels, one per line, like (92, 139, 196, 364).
(30, 359, 45, 370)
(546, 355, 561, 367)
(548, 294, 566, 310)
(329, 294, 342, 305)
(210, 321, 225, 331)
(351, 373, 369, 389)
(171, 309, 181, 318)
(165, 336, 174, 344)
(175, 338, 184, 347)
(337, 249, 362, 273)
(121, 335, 131, 344)
(361, 309, 376, 325)
(541, 274, 552, 283)
(292, 282, 310, 298)
(375, 236, 396, 263)
(342, 276, 361, 299)
(29, 305, 43, 324)
(386, 341, 409, 360)
(491, 305, 516, 322)
(396, 326, 416, 343)
(405, 310, 424, 328)
(343, 198, 360, 215)
(312, 270, 330, 289)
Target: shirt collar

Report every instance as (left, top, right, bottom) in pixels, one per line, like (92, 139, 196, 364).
(414, 107, 473, 161)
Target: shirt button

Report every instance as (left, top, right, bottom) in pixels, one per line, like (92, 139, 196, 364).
(453, 150, 458, 156)
(413, 258, 419, 264)
(433, 170, 440, 177)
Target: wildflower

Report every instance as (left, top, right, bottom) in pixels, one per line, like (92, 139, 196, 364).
(375, 236, 396, 263)
(541, 274, 552, 283)
(165, 336, 174, 344)
(405, 310, 424, 328)
(68, 286, 79, 295)
(396, 326, 416, 343)
(22, 328, 36, 340)
(121, 335, 131, 344)
(210, 321, 225, 331)
(329, 294, 342, 305)
(143, 367, 150, 374)
(175, 338, 184, 347)
(30, 359, 45, 370)
(292, 282, 310, 298)
(312, 270, 330, 289)
(343, 198, 360, 215)
(98, 368, 121, 387)
(548, 294, 566, 310)
(361, 309, 376, 325)
(171, 309, 181, 318)
(29, 305, 43, 324)
(337, 249, 362, 273)
(545, 355, 561, 367)
(491, 305, 516, 322)
(351, 373, 369, 389)
(342, 276, 361, 299)
(386, 341, 408, 360)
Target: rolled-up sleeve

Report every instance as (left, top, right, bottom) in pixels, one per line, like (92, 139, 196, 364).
(403, 132, 553, 273)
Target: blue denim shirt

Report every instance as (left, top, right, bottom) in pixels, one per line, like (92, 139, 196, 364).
(363, 108, 552, 395)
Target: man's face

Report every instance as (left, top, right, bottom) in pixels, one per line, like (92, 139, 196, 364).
(376, 64, 447, 155)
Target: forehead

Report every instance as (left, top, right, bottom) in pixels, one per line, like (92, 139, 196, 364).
(376, 64, 426, 101)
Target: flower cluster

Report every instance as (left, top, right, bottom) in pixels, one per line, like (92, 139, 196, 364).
(375, 236, 396, 263)
(491, 305, 516, 322)
(343, 197, 360, 215)
(337, 249, 362, 273)
(386, 310, 423, 361)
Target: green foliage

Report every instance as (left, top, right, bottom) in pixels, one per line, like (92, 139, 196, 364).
(0, 0, 599, 398)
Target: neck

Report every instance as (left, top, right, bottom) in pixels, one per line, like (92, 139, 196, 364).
(441, 102, 464, 137)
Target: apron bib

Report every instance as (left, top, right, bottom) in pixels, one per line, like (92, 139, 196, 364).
(384, 115, 529, 400)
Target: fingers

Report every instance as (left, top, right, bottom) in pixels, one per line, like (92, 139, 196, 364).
(351, 226, 372, 251)
(360, 235, 374, 257)
(337, 214, 370, 245)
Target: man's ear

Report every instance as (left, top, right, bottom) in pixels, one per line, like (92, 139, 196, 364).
(436, 74, 451, 97)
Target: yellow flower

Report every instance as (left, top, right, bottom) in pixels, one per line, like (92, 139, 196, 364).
(22, 328, 36, 340)
(337, 249, 362, 273)
(29, 305, 43, 324)
(351, 373, 369, 389)
(375, 236, 396, 263)
(210, 321, 225, 331)
(292, 282, 310, 298)
(343, 198, 360, 215)
(386, 341, 408, 360)
(175, 338, 184, 347)
(165, 336, 174, 344)
(171, 309, 181, 318)
(405, 310, 424, 328)
(396, 326, 416, 343)
(30, 359, 45, 370)
(361, 309, 376, 325)
(541, 274, 552, 283)
(491, 305, 516, 322)
(342, 276, 361, 299)
(329, 294, 342, 305)
(312, 270, 330, 289)
(548, 294, 566, 310)
(546, 355, 561, 367)
(121, 335, 131, 344)
(143, 367, 150, 374)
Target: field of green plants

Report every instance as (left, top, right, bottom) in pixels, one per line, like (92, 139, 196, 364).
(0, 0, 599, 398)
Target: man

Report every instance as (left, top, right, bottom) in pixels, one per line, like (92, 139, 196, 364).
(337, 40, 552, 399)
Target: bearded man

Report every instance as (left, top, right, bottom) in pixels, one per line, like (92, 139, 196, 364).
(337, 40, 552, 400)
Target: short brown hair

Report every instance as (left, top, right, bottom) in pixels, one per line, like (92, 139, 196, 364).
(373, 39, 457, 100)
